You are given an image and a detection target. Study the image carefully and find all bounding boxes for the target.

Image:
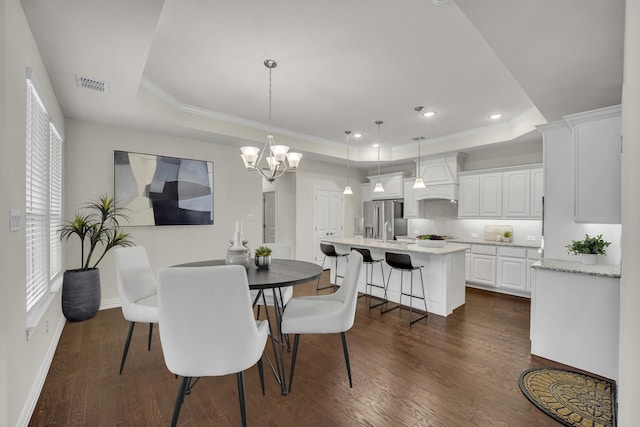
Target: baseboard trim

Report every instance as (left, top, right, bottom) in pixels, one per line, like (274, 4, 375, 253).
(100, 297, 121, 311)
(16, 316, 65, 427)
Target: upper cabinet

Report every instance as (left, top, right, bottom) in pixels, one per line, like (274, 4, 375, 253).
(367, 172, 404, 200)
(565, 106, 622, 224)
(458, 166, 542, 219)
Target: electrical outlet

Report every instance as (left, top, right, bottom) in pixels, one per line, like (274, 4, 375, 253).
(9, 210, 20, 232)
(471, 233, 478, 238)
(527, 235, 536, 241)
(46, 319, 49, 334)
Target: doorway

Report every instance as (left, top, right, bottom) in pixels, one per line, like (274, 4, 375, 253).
(263, 190, 276, 243)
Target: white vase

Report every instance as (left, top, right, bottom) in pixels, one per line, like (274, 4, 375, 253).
(581, 254, 598, 265)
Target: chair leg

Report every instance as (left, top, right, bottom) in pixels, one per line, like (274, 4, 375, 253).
(236, 371, 248, 427)
(409, 269, 428, 326)
(288, 334, 301, 393)
(147, 323, 153, 351)
(119, 321, 135, 374)
(340, 332, 353, 388)
(170, 376, 190, 427)
(257, 357, 265, 396)
(380, 268, 399, 314)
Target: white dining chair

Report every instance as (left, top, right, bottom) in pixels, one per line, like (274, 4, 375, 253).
(113, 246, 159, 374)
(158, 265, 269, 427)
(281, 250, 363, 392)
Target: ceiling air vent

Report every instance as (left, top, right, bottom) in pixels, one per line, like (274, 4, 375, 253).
(75, 75, 110, 93)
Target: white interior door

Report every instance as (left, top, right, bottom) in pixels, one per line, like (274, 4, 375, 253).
(263, 191, 276, 243)
(312, 189, 344, 264)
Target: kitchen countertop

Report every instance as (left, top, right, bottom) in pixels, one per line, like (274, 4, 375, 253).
(530, 258, 621, 278)
(323, 237, 469, 255)
(396, 235, 540, 249)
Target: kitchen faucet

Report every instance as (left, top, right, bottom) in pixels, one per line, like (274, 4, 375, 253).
(383, 221, 391, 243)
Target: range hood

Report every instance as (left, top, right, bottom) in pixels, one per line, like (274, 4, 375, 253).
(413, 152, 463, 200)
(414, 183, 458, 201)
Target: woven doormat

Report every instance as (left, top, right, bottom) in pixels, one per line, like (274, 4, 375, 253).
(519, 368, 615, 427)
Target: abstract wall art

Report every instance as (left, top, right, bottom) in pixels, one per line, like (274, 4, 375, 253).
(114, 150, 214, 226)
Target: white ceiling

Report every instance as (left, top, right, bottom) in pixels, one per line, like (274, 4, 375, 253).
(21, 0, 624, 168)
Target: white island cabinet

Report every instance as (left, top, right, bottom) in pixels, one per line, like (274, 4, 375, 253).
(323, 237, 468, 317)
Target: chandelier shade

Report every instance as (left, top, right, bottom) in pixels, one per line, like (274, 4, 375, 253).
(240, 59, 302, 182)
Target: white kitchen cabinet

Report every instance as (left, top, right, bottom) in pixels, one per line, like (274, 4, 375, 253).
(459, 166, 542, 219)
(368, 172, 404, 200)
(565, 105, 621, 224)
(479, 173, 502, 217)
(497, 247, 527, 291)
(458, 175, 480, 217)
(531, 169, 543, 218)
(503, 170, 530, 218)
(403, 180, 419, 218)
(469, 244, 496, 286)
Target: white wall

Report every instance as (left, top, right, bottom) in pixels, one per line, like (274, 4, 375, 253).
(1, 1, 67, 425)
(462, 139, 543, 171)
(64, 119, 263, 305)
(262, 172, 296, 253)
(618, 0, 640, 422)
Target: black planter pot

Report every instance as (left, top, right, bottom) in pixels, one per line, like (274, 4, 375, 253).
(62, 268, 101, 322)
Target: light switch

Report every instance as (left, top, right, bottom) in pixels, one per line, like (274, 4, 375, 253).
(471, 233, 478, 238)
(10, 210, 20, 232)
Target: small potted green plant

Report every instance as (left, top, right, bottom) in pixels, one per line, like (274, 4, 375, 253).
(503, 230, 512, 243)
(254, 246, 273, 269)
(565, 234, 611, 265)
(59, 195, 134, 321)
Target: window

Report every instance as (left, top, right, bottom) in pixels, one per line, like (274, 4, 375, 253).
(25, 74, 63, 312)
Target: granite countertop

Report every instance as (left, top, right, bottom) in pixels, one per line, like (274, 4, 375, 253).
(530, 258, 621, 278)
(323, 237, 469, 255)
(396, 235, 540, 249)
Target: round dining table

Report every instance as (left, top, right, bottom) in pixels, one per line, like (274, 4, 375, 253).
(173, 258, 323, 395)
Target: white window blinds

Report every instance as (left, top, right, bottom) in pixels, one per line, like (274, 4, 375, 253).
(26, 76, 63, 313)
(26, 79, 49, 311)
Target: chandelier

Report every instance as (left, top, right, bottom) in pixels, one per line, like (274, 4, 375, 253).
(343, 130, 353, 195)
(373, 120, 384, 193)
(240, 59, 302, 182)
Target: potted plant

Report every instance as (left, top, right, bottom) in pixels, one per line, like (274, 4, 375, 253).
(565, 234, 611, 265)
(503, 230, 513, 243)
(254, 246, 272, 269)
(59, 195, 133, 321)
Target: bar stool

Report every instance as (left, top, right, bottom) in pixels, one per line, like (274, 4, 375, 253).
(351, 247, 386, 307)
(384, 252, 428, 326)
(317, 243, 349, 291)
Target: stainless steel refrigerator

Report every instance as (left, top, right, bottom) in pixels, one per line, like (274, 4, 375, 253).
(363, 199, 407, 240)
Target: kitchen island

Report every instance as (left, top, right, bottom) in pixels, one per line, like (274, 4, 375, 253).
(323, 237, 469, 317)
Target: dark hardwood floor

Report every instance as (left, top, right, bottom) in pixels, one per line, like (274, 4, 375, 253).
(30, 272, 565, 426)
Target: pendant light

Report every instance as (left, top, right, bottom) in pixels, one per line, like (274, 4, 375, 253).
(373, 120, 384, 193)
(240, 59, 302, 182)
(413, 106, 426, 189)
(343, 131, 353, 195)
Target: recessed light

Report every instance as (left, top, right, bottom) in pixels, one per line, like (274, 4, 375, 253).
(423, 111, 436, 118)
(372, 143, 379, 148)
(489, 114, 502, 119)
(353, 133, 362, 138)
